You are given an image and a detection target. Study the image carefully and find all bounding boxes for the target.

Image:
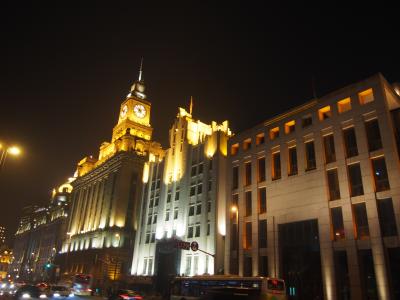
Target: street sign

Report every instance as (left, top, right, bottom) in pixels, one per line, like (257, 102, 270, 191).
(175, 240, 190, 250)
(190, 241, 199, 252)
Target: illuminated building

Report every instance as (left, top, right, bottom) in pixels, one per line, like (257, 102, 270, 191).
(59, 66, 163, 283)
(225, 74, 400, 299)
(0, 226, 5, 245)
(0, 246, 13, 280)
(10, 180, 72, 281)
(130, 103, 232, 290)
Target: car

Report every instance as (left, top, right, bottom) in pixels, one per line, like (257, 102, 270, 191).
(15, 285, 47, 299)
(108, 289, 143, 300)
(47, 286, 72, 298)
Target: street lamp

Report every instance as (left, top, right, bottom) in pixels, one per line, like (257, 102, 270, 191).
(0, 143, 21, 171)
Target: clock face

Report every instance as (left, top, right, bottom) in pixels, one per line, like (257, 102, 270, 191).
(134, 104, 146, 118)
(120, 105, 128, 119)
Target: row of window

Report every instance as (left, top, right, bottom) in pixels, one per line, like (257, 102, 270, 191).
(231, 88, 375, 154)
(233, 118, 383, 187)
(230, 219, 267, 250)
(331, 198, 398, 240)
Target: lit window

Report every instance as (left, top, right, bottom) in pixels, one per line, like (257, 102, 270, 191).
(256, 133, 265, 145)
(231, 143, 239, 156)
(243, 139, 252, 150)
(337, 98, 351, 113)
(359, 88, 374, 105)
(318, 106, 332, 120)
(269, 127, 280, 140)
(285, 120, 295, 134)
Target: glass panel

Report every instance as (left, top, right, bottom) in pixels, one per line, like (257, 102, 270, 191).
(245, 191, 252, 216)
(372, 157, 390, 192)
(353, 203, 370, 239)
(376, 198, 398, 237)
(331, 207, 345, 240)
(258, 157, 266, 182)
(288, 147, 298, 176)
(327, 169, 340, 201)
(343, 127, 358, 158)
(365, 119, 382, 151)
(272, 152, 281, 180)
(305, 141, 316, 171)
(258, 188, 267, 214)
(348, 164, 364, 196)
(323, 134, 336, 163)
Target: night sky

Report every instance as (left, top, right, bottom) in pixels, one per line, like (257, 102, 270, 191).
(0, 3, 399, 244)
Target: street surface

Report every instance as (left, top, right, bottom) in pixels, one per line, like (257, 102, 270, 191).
(0, 295, 162, 300)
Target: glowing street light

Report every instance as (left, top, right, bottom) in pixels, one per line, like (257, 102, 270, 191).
(0, 143, 22, 171)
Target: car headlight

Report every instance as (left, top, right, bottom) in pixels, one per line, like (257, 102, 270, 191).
(40, 294, 47, 298)
(22, 293, 31, 298)
(54, 293, 60, 297)
(69, 293, 74, 297)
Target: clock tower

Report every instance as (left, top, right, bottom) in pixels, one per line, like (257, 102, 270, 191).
(112, 62, 153, 142)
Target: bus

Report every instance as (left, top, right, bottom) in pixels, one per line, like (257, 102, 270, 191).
(72, 274, 93, 296)
(170, 275, 286, 300)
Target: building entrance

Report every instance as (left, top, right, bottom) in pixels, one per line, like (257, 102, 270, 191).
(279, 219, 323, 299)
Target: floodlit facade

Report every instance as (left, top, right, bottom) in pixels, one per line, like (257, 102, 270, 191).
(60, 71, 164, 284)
(0, 246, 12, 280)
(131, 105, 232, 289)
(0, 226, 5, 245)
(225, 74, 400, 299)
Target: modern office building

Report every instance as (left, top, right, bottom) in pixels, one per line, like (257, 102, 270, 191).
(59, 70, 164, 285)
(225, 74, 400, 299)
(130, 105, 232, 290)
(10, 180, 72, 281)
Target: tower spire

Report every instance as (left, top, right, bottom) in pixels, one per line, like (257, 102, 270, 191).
(138, 57, 143, 82)
(189, 96, 193, 115)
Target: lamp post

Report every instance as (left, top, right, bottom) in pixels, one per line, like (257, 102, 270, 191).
(113, 234, 121, 281)
(231, 205, 239, 275)
(0, 143, 21, 171)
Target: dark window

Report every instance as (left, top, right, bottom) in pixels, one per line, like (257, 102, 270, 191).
(198, 163, 203, 174)
(257, 157, 266, 182)
(343, 127, 358, 158)
(258, 188, 267, 214)
(259, 256, 268, 277)
(207, 200, 212, 213)
(245, 162, 252, 186)
(209, 159, 213, 170)
(165, 211, 170, 221)
(232, 166, 239, 189)
(196, 204, 201, 215)
(195, 225, 200, 237)
(189, 205, 195, 216)
(147, 216, 152, 225)
(145, 233, 150, 244)
(190, 186, 196, 196)
(155, 197, 159, 206)
(188, 226, 193, 238)
(259, 219, 267, 248)
(256, 133, 265, 145)
(327, 169, 341, 201)
(377, 198, 398, 237)
(288, 147, 298, 176)
(365, 119, 382, 152)
(334, 251, 351, 300)
(331, 207, 345, 240)
(150, 233, 155, 243)
(191, 166, 196, 177)
(207, 223, 210, 236)
(153, 214, 157, 224)
(272, 152, 281, 180)
(348, 163, 364, 196)
(245, 222, 252, 249)
(174, 209, 178, 219)
(167, 193, 172, 203)
(302, 116, 313, 128)
(245, 191, 252, 216)
(305, 141, 316, 171)
(175, 191, 180, 200)
(231, 223, 238, 250)
(323, 134, 336, 163)
(372, 157, 390, 192)
(358, 249, 378, 299)
(208, 180, 212, 191)
(197, 184, 202, 194)
(353, 203, 370, 239)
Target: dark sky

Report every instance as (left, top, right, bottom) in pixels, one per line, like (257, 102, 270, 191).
(0, 3, 399, 244)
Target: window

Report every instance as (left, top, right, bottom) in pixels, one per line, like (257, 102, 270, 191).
(372, 157, 390, 192)
(190, 186, 196, 196)
(243, 139, 252, 150)
(327, 169, 340, 201)
(208, 180, 212, 191)
(245, 191, 252, 216)
(305, 141, 316, 171)
(189, 205, 195, 216)
(272, 152, 281, 180)
(165, 210, 170, 221)
(188, 226, 194, 238)
(285, 120, 296, 134)
(196, 204, 201, 215)
(319, 106, 332, 120)
(331, 207, 345, 240)
(323, 134, 336, 163)
(147, 216, 152, 225)
(195, 224, 200, 237)
(175, 190, 180, 201)
(302, 115, 313, 128)
(167, 192, 172, 203)
(197, 183, 202, 194)
(343, 127, 358, 158)
(191, 166, 196, 177)
(257, 157, 266, 182)
(193, 256, 199, 275)
(153, 214, 157, 224)
(185, 256, 192, 275)
(198, 163, 203, 174)
(174, 208, 178, 219)
(231, 143, 239, 156)
(269, 127, 280, 140)
(207, 200, 212, 213)
(352, 203, 370, 240)
(376, 198, 398, 237)
(150, 233, 155, 243)
(245, 222, 252, 249)
(258, 219, 267, 248)
(256, 133, 265, 145)
(232, 166, 239, 189)
(155, 197, 159, 206)
(258, 187, 267, 214)
(207, 222, 210, 236)
(359, 88, 374, 105)
(288, 146, 298, 176)
(145, 233, 150, 244)
(348, 163, 364, 197)
(337, 97, 352, 113)
(245, 162, 252, 186)
(365, 119, 382, 152)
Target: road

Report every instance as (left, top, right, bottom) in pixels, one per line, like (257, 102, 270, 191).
(0, 295, 162, 300)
